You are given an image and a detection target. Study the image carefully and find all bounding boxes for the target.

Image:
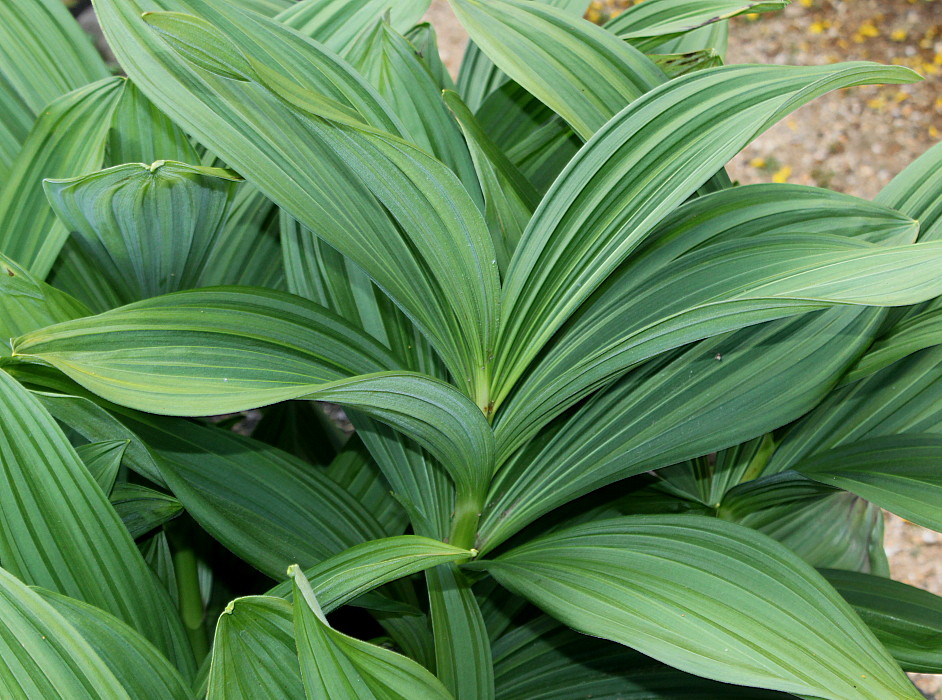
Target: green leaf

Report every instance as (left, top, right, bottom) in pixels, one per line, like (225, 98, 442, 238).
(0, 77, 125, 276)
(109, 483, 183, 539)
(472, 515, 920, 699)
(98, 1, 499, 401)
(0, 252, 90, 351)
(649, 49, 724, 79)
(45, 161, 242, 305)
(0, 0, 109, 184)
(112, 411, 389, 579)
(449, 0, 663, 139)
(493, 615, 792, 699)
(36, 588, 194, 700)
(267, 536, 472, 610)
(844, 307, 942, 383)
(0, 567, 130, 700)
(275, 0, 432, 52)
(12, 287, 397, 414)
(455, 0, 590, 113)
(207, 596, 302, 700)
(480, 308, 881, 550)
(821, 569, 942, 674)
(795, 434, 942, 533)
(877, 140, 942, 242)
(75, 439, 128, 494)
(491, 62, 920, 414)
(290, 565, 453, 699)
(427, 563, 494, 699)
(500, 235, 942, 452)
(719, 471, 887, 572)
(605, 0, 788, 52)
(0, 369, 194, 677)
(344, 19, 479, 199)
(443, 90, 540, 272)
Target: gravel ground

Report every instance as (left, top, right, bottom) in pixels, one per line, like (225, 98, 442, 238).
(424, 0, 941, 695)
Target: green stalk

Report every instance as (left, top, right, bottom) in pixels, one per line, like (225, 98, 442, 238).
(449, 488, 482, 551)
(167, 520, 209, 662)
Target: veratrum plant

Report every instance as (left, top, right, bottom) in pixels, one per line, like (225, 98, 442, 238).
(2, 0, 942, 697)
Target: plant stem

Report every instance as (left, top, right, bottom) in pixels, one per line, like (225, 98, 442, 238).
(449, 490, 482, 550)
(167, 520, 209, 662)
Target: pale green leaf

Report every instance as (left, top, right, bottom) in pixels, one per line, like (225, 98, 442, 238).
(473, 515, 920, 699)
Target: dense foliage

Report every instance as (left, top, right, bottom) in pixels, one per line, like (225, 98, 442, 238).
(1, 0, 941, 697)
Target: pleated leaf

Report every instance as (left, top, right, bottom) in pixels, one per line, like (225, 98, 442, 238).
(0, 567, 130, 700)
(0, 372, 193, 676)
(109, 484, 183, 540)
(821, 569, 942, 674)
(75, 440, 128, 494)
(267, 536, 472, 610)
(845, 307, 942, 382)
(498, 233, 941, 460)
(449, 0, 664, 139)
(480, 308, 880, 551)
(474, 515, 920, 699)
(290, 566, 453, 700)
(493, 615, 791, 699)
(491, 62, 919, 413)
(36, 589, 193, 700)
(96, 1, 499, 401)
(0, 77, 124, 276)
(0, 252, 89, 351)
(0, 370, 194, 677)
(45, 161, 242, 305)
(0, 0, 109, 183)
(795, 434, 942, 533)
(877, 140, 942, 243)
(605, 0, 788, 52)
(275, 0, 431, 52)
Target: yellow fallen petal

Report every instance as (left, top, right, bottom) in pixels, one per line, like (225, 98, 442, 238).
(772, 166, 792, 183)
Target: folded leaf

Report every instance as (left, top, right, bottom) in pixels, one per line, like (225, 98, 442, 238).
(110, 483, 183, 540)
(795, 434, 942, 533)
(844, 307, 942, 383)
(0, 567, 130, 700)
(449, 0, 663, 139)
(606, 0, 788, 52)
(276, 0, 431, 52)
(0, 370, 194, 677)
(45, 161, 242, 304)
(472, 515, 920, 699)
(36, 588, 193, 700)
(821, 569, 942, 674)
(492, 62, 919, 414)
(0, 78, 124, 276)
(75, 439, 128, 494)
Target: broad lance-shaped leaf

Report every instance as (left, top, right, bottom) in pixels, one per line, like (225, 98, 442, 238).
(109, 484, 183, 540)
(490, 62, 919, 412)
(45, 161, 242, 305)
(794, 434, 942, 533)
(0, 567, 130, 700)
(470, 515, 921, 699)
(0, 252, 90, 352)
(450, 0, 664, 139)
(877, 140, 942, 243)
(36, 589, 193, 700)
(820, 569, 942, 674)
(844, 306, 942, 383)
(455, 0, 591, 113)
(275, 0, 431, 52)
(12, 289, 496, 506)
(0, 77, 124, 277)
(497, 234, 942, 457)
(0, 371, 194, 677)
(290, 565, 453, 699)
(427, 563, 494, 700)
(12, 287, 397, 413)
(75, 440, 128, 494)
(493, 615, 792, 699)
(98, 3, 499, 404)
(207, 596, 302, 700)
(344, 19, 479, 199)
(605, 0, 788, 52)
(479, 307, 881, 550)
(266, 536, 472, 608)
(443, 90, 540, 273)
(0, 0, 109, 184)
